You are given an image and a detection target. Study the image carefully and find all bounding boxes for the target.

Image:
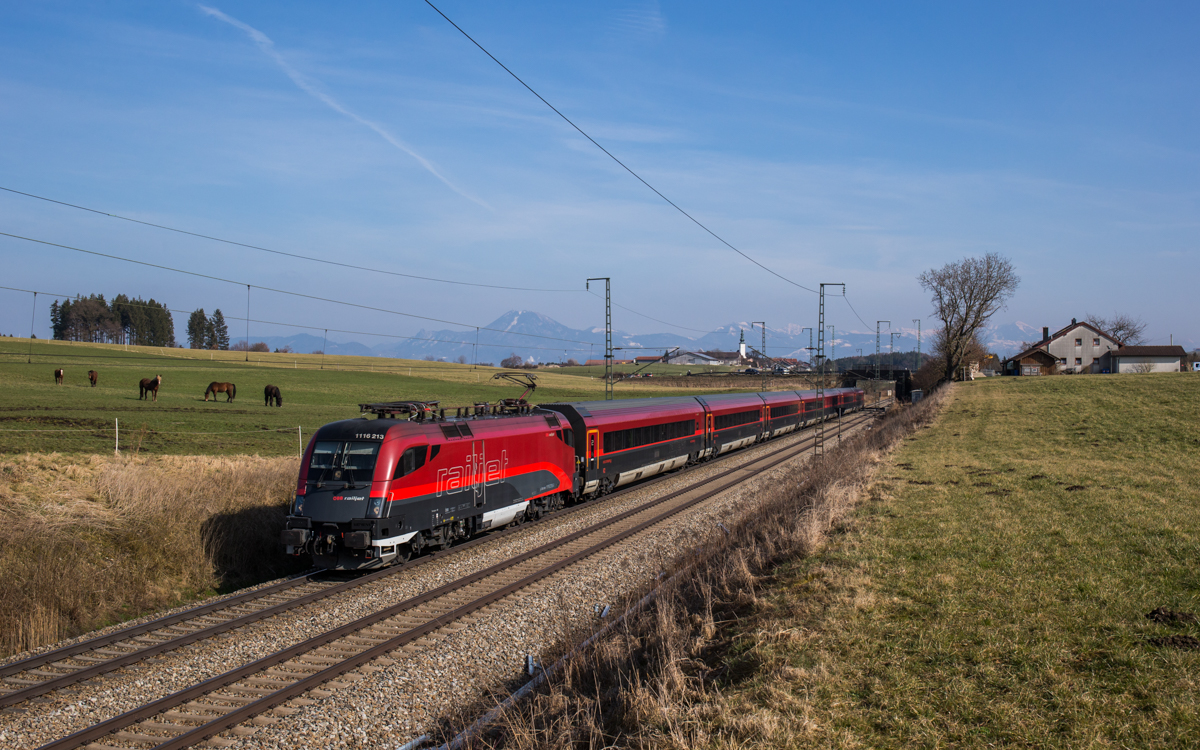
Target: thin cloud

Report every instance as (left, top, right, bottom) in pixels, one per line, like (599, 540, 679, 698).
(609, 2, 666, 40)
(198, 4, 491, 210)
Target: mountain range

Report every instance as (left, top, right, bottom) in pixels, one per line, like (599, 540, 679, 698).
(233, 311, 1053, 365)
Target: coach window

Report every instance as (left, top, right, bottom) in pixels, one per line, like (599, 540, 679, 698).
(394, 446, 428, 479)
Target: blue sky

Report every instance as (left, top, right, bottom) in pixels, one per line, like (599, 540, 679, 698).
(1, 1, 1197, 353)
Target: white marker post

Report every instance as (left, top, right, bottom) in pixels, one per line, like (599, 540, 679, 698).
(114, 418, 120, 456)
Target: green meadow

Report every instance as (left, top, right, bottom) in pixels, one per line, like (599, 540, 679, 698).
(0, 337, 759, 456)
(705, 373, 1200, 748)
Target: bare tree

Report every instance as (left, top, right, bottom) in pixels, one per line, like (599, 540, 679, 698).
(919, 253, 1020, 383)
(1085, 311, 1147, 345)
(566, 358, 580, 367)
(500, 353, 523, 369)
(456, 355, 468, 365)
(931, 327, 987, 381)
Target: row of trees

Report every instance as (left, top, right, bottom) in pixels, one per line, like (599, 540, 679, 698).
(50, 295, 176, 347)
(185, 309, 230, 350)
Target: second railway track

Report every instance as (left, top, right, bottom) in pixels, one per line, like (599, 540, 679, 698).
(31, 409, 878, 750)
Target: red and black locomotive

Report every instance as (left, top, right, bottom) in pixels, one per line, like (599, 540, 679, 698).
(282, 386, 864, 570)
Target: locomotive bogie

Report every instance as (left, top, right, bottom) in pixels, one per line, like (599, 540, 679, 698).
(480, 499, 532, 530)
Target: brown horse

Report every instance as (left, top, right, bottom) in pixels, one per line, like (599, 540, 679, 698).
(87, 370, 98, 387)
(205, 382, 236, 403)
(54, 369, 64, 385)
(264, 384, 282, 407)
(139, 374, 162, 402)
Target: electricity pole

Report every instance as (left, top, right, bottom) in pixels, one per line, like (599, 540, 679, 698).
(752, 321, 766, 390)
(913, 319, 921, 372)
(889, 331, 896, 372)
(245, 285, 251, 362)
(27, 291, 37, 363)
(816, 283, 845, 459)
(875, 320, 890, 380)
(587, 277, 612, 400)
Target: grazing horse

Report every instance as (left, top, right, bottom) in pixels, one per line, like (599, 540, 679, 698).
(87, 370, 98, 387)
(139, 374, 162, 402)
(264, 384, 282, 407)
(205, 382, 236, 403)
(54, 369, 64, 385)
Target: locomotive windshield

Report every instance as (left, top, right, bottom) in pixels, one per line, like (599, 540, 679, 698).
(309, 440, 381, 486)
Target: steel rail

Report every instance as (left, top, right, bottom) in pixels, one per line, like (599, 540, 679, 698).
(0, 575, 314, 683)
(38, 410, 875, 750)
(2, 407, 853, 706)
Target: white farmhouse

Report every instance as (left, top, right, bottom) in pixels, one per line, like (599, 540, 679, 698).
(1035, 319, 1123, 374)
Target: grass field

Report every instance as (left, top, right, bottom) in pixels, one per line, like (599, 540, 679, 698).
(702, 373, 1200, 747)
(0, 338, 762, 456)
(0, 453, 300, 657)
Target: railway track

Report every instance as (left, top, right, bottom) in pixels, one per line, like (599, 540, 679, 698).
(1, 408, 876, 712)
(34, 409, 877, 750)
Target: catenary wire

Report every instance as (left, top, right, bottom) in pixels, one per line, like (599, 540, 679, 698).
(0, 186, 717, 336)
(0, 186, 578, 293)
(423, 0, 818, 295)
(842, 294, 874, 331)
(0, 231, 600, 346)
(585, 290, 711, 334)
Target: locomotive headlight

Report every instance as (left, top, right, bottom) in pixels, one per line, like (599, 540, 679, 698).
(293, 498, 305, 516)
(366, 497, 383, 519)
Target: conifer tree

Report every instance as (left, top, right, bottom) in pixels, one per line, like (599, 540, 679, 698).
(210, 309, 230, 350)
(187, 309, 208, 349)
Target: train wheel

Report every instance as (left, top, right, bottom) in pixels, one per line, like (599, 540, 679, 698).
(394, 543, 414, 564)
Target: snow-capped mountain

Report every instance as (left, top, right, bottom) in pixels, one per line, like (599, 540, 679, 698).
(235, 310, 1040, 363)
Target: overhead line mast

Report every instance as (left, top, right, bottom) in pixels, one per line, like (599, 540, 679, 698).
(876, 320, 890, 381)
(752, 322, 766, 390)
(815, 283, 845, 459)
(587, 277, 612, 400)
(913, 319, 922, 372)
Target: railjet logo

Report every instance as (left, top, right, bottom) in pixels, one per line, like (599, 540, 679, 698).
(435, 446, 508, 499)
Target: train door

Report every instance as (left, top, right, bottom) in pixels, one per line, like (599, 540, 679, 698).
(472, 439, 485, 507)
(586, 429, 599, 472)
(705, 412, 714, 452)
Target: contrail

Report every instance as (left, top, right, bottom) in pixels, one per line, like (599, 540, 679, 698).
(199, 5, 491, 210)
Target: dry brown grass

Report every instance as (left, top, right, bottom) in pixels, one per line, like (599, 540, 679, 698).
(0, 453, 304, 658)
(453, 393, 947, 749)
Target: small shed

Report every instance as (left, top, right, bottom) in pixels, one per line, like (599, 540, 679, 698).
(1002, 347, 1058, 376)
